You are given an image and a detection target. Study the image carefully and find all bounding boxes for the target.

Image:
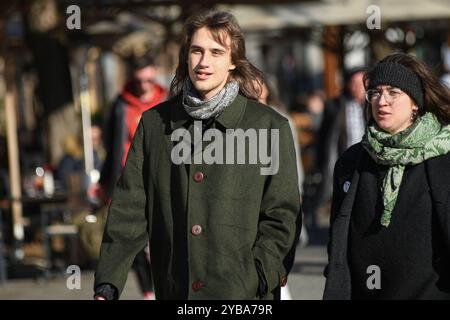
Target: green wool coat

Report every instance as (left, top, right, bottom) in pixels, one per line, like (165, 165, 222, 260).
(94, 93, 301, 299)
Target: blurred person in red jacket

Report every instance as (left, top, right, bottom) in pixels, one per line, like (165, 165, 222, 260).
(100, 55, 168, 300)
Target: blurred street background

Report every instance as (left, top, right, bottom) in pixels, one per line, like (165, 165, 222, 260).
(0, 0, 450, 299)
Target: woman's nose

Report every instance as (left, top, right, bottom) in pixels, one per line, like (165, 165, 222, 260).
(377, 92, 389, 105)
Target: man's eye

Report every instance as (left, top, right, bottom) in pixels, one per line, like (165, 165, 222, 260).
(212, 50, 224, 56)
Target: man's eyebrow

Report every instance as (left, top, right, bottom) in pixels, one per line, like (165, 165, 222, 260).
(190, 44, 227, 52)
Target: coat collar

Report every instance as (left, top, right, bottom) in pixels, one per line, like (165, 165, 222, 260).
(170, 92, 247, 131)
(170, 95, 190, 130)
(214, 94, 247, 129)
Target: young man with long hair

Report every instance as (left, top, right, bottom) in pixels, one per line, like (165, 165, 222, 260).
(94, 11, 301, 300)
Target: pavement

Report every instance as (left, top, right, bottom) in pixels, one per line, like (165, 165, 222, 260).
(0, 211, 330, 300)
(0, 244, 327, 300)
(289, 245, 327, 300)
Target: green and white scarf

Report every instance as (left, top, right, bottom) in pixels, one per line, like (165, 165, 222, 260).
(361, 112, 450, 227)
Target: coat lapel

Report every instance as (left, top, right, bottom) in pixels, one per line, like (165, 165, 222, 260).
(324, 144, 364, 300)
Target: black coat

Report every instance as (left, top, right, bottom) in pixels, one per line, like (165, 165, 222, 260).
(323, 143, 450, 299)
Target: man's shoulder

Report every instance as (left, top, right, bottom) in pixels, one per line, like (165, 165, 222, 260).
(323, 95, 347, 116)
(109, 94, 127, 110)
(244, 98, 289, 126)
(141, 98, 176, 122)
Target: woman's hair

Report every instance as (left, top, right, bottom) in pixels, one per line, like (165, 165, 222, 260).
(363, 53, 450, 124)
(170, 11, 264, 100)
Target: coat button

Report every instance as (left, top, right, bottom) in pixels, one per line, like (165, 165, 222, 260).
(191, 224, 202, 236)
(280, 275, 287, 287)
(193, 171, 204, 182)
(192, 280, 203, 291)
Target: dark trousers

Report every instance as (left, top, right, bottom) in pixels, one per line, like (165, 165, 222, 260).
(132, 249, 153, 293)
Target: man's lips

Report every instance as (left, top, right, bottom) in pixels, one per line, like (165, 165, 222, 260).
(195, 70, 212, 80)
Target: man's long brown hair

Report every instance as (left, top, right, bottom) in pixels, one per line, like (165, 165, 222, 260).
(364, 53, 450, 125)
(170, 11, 264, 100)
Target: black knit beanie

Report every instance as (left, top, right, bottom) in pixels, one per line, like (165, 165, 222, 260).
(368, 61, 424, 110)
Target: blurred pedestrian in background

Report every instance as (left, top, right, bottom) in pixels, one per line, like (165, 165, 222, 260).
(314, 67, 366, 227)
(56, 135, 84, 192)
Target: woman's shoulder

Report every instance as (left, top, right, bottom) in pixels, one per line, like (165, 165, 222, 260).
(331, 143, 367, 183)
(425, 152, 450, 205)
(424, 151, 450, 179)
(427, 151, 450, 163)
(337, 143, 365, 167)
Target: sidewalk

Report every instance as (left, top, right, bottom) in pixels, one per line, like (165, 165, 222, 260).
(0, 270, 142, 300)
(289, 245, 327, 300)
(0, 245, 327, 300)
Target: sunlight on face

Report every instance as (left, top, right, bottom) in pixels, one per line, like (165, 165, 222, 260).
(369, 85, 418, 134)
(187, 27, 236, 100)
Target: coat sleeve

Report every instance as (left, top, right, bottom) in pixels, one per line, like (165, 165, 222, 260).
(94, 119, 150, 297)
(252, 119, 302, 295)
(323, 157, 343, 278)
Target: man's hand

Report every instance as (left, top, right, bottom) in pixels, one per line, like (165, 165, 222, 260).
(94, 283, 118, 300)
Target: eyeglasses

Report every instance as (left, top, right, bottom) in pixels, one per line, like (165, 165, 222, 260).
(365, 88, 405, 104)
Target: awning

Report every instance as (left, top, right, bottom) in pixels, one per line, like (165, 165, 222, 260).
(219, 0, 450, 30)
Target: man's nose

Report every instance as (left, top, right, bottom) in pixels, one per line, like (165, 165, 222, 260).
(198, 52, 211, 67)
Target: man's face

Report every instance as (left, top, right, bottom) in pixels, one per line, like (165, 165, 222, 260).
(187, 27, 236, 100)
(348, 71, 365, 104)
(91, 126, 102, 150)
(133, 66, 157, 96)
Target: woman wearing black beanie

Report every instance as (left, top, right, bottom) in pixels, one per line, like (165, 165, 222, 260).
(324, 53, 450, 299)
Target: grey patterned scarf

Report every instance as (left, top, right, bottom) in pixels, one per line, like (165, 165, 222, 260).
(362, 112, 450, 227)
(182, 79, 239, 120)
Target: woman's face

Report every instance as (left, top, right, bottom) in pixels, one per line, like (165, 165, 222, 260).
(367, 85, 419, 134)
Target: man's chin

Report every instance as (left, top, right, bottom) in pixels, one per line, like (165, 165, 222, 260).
(191, 84, 211, 96)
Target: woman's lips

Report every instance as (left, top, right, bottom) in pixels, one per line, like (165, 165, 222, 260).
(377, 110, 391, 117)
